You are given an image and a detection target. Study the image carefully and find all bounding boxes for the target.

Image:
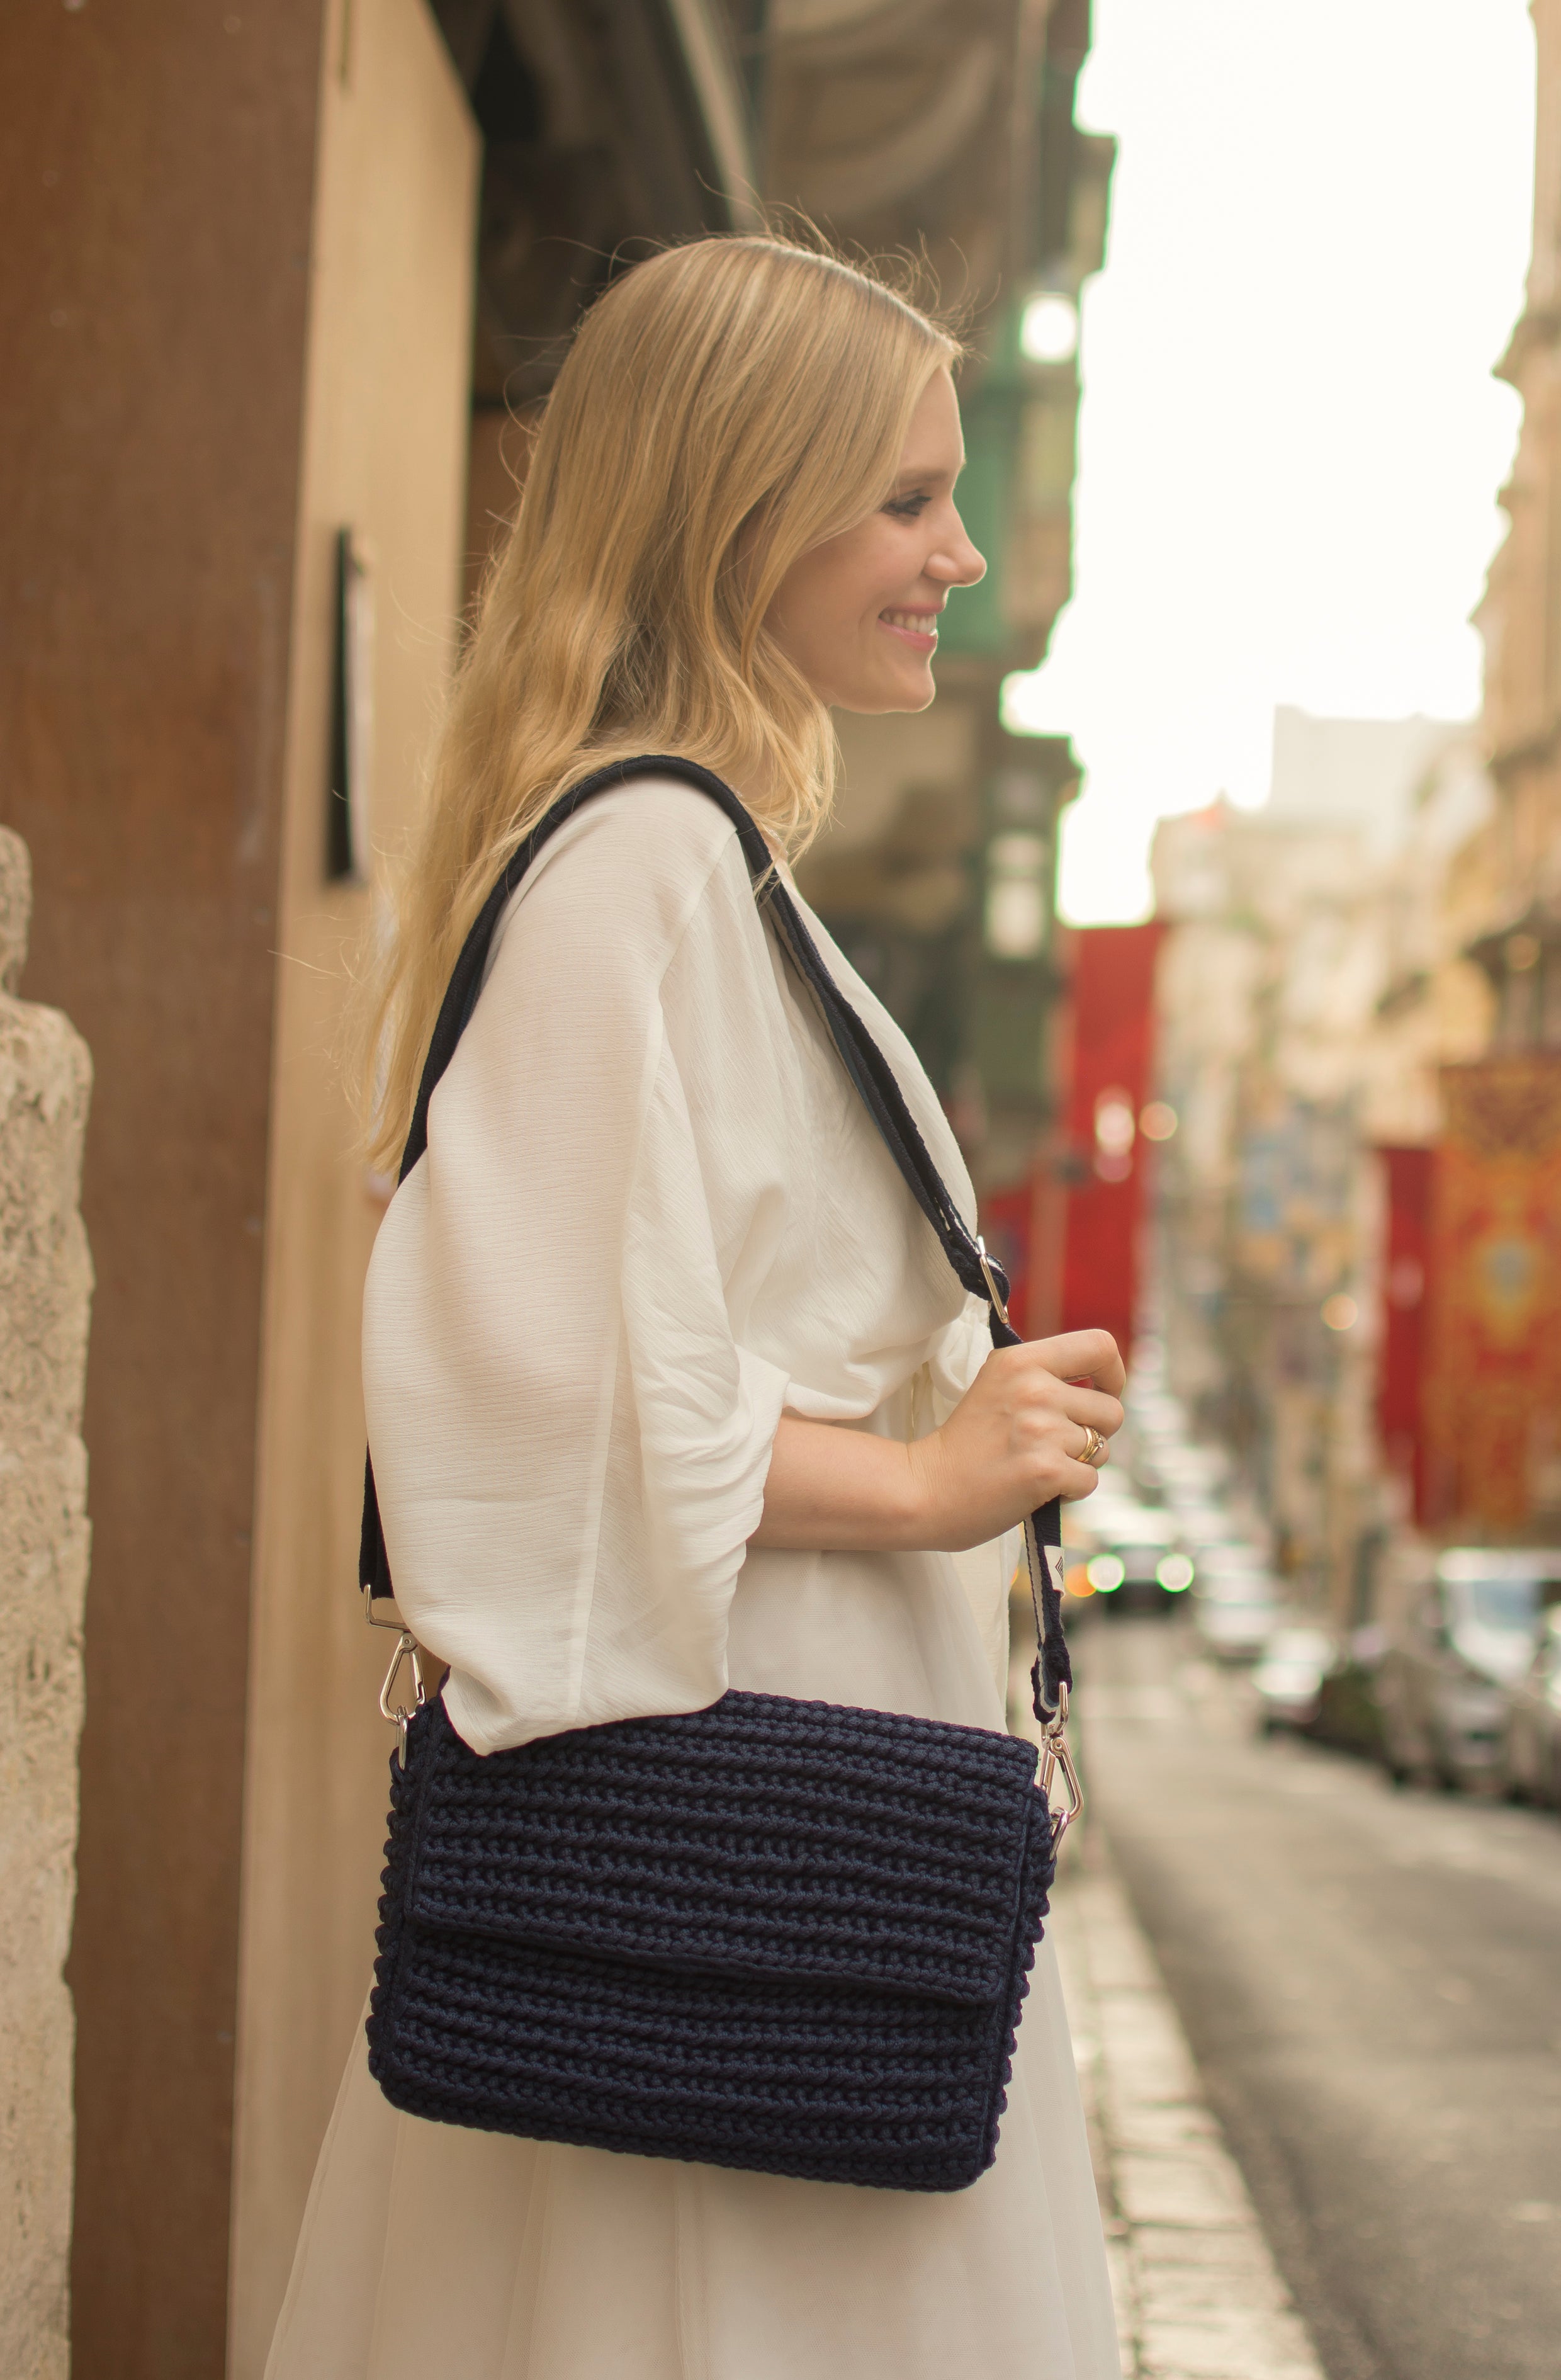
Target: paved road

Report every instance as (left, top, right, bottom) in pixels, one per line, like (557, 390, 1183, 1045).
(1071, 1616, 1561, 2380)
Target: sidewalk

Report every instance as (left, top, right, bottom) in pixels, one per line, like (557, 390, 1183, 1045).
(1049, 1832, 1326, 2380)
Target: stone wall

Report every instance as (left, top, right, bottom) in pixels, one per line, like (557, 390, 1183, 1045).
(0, 829, 93, 2380)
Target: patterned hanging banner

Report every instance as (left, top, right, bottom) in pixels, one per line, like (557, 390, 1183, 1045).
(1423, 1057, 1561, 1533)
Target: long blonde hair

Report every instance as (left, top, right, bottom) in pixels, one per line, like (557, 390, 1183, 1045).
(359, 234, 958, 1170)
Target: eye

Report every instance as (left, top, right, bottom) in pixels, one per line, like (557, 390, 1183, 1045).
(884, 490, 931, 519)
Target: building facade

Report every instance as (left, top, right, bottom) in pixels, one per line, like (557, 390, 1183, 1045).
(1151, 798, 1386, 1604)
(1473, 0, 1561, 1042)
(1148, 717, 1492, 1611)
(1419, 0, 1561, 1546)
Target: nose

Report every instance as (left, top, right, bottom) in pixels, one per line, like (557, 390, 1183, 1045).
(927, 511, 986, 589)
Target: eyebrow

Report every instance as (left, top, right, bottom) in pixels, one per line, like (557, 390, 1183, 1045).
(891, 458, 964, 487)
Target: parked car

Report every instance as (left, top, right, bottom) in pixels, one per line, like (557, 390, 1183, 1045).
(1314, 1625, 1389, 1759)
(1061, 1492, 1149, 1614)
(1377, 1547, 1561, 1791)
(1252, 1625, 1338, 1731)
(1192, 1563, 1280, 1662)
(1062, 1498, 1191, 1616)
(1502, 1604, 1561, 1808)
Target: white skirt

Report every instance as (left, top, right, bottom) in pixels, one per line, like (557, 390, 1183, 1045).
(265, 1546, 1122, 2380)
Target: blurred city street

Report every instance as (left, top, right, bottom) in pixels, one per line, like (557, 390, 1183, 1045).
(1060, 1616, 1561, 2380)
(6, 2, 1561, 2374)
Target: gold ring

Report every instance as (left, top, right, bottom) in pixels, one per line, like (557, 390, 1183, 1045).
(1079, 1425, 1107, 1467)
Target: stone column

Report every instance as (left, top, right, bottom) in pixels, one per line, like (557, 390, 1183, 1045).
(0, 829, 93, 2380)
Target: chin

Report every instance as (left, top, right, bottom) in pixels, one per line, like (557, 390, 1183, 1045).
(836, 666, 938, 717)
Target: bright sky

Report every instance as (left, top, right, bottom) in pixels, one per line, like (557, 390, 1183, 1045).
(1001, 0, 1537, 925)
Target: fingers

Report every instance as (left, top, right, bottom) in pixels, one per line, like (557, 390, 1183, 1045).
(938, 1338, 1128, 1541)
(1069, 1419, 1110, 1467)
(1059, 1453, 1105, 1503)
(988, 1347, 1124, 1441)
(1057, 1384, 1125, 1439)
(1023, 1329, 1126, 1397)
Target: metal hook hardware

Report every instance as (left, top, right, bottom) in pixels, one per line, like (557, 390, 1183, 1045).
(975, 1234, 1011, 1328)
(1038, 1719, 1084, 1842)
(379, 1629, 425, 1740)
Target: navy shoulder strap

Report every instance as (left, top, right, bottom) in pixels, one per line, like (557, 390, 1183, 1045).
(359, 755, 1071, 1721)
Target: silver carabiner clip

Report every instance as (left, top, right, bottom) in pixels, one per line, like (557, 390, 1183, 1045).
(379, 1628, 425, 1747)
(1037, 1682, 1083, 1841)
(1038, 1725, 1084, 1842)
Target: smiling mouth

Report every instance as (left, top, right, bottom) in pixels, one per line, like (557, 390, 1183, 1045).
(879, 608, 941, 649)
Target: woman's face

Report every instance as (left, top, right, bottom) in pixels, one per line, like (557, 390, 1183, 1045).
(765, 366, 986, 713)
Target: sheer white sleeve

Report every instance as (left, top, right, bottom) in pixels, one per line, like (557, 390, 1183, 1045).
(361, 786, 791, 1755)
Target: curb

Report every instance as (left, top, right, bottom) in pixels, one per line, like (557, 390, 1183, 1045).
(1049, 1834, 1327, 2380)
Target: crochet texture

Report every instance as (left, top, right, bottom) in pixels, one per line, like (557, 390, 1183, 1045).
(368, 1692, 1057, 2191)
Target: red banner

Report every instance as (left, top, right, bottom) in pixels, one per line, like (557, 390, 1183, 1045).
(1376, 1145, 1433, 1524)
(978, 1181, 1034, 1339)
(1422, 1057, 1561, 1533)
(1059, 923, 1166, 1359)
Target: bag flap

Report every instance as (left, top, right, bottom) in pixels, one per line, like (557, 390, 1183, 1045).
(400, 1691, 1047, 2007)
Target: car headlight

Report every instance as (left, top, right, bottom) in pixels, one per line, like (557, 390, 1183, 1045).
(1157, 1553, 1194, 1592)
(1086, 1555, 1124, 1594)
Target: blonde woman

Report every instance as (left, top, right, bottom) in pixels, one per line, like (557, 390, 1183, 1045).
(268, 236, 1125, 2380)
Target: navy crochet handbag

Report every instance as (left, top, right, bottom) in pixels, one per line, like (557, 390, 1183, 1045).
(360, 757, 1082, 2193)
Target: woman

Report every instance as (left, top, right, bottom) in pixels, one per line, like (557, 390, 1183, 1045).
(268, 235, 1125, 2380)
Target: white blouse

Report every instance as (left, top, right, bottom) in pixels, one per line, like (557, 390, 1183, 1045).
(363, 776, 1002, 1754)
(269, 776, 1120, 2380)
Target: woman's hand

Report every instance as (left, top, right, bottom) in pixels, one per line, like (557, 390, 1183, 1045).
(750, 1329, 1124, 1555)
(907, 1329, 1125, 1550)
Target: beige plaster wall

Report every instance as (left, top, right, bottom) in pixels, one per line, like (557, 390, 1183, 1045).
(225, 5, 478, 2371)
(0, 830, 93, 2380)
